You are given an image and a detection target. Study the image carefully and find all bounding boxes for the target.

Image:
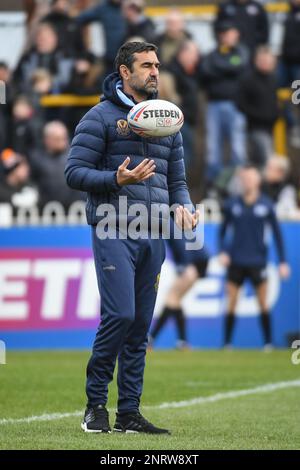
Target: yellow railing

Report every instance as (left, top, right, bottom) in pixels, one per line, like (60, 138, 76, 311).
(40, 94, 100, 107)
(145, 2, 290, 16)
(274, 89, 291, 156)
(40, 89, 292, 155)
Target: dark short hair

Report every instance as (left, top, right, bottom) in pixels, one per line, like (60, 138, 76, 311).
(114, 41, 158, 73)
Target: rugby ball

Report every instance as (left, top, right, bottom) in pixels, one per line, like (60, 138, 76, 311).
(127, 99, 184, 138)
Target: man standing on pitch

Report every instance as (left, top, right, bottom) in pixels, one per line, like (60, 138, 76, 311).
(219, 164, 290, 349)
(65, 42, 199, 434)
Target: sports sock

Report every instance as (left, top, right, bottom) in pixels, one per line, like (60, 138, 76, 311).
(260, 311, 271, 344)
(173, 308, 187, 342)
(224, 313, 235, 345)
(150, 307, 172, 339)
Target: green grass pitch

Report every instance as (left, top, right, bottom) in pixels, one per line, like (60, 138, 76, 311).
(0, 349, 299, 450)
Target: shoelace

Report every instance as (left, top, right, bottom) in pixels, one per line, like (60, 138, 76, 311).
(133, 412, 152, 428)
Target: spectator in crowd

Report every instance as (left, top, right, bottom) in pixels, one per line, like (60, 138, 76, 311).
(0, 62, 13, 152)
(13, 22, 74, 93)
(216, 0, 269, 52)
(219, 164, 290, 350)
(0, 109, 6, 153)
(280, 0, 300, 85)
(30, 121, 84, 209)
(0, 61, 13, 100)
(30, 68, 54, 96)
(166, 40, 202, 169)
(237, 46, 279, 167)
(279, 0, 300, 147)
(0, 148, 38, 212)
(262, 155, 299, 218)
(22, 0, 51, 51)
(122, 0, 156, 43)
(155, 9, 192, 65)
(7, 95, 41, 158)
(29, 68, 61, 124)
(76, 0, 126, 74)
(40, 0, 85, 57)
(63, 51, 104, 132)
(64, 52, 103, 96)
(201, 20, 249, 187)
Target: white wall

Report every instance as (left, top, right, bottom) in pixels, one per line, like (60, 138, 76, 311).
(0, 11, 284, 70)
(0, 12, 26, 68)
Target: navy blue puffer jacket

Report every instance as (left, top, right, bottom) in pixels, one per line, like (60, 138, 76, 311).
(65, 72, 193, 226)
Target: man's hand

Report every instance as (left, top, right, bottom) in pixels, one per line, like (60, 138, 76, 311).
(279, 262, 290, 279)
(117, 156, 155, 186)
(175, 206, 200, 231)
(219, 252, 231, 267)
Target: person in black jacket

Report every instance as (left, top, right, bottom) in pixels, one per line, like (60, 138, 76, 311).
(62, 52, 104, 133)
(0, 149, 38, 213)
(280, 0, 300, 84)
(122, 0, 156, 43)
(216, 0, 269, 52)
(279, 0, 300, 145)
(154, 9, 192, 65)
(76, 0, 126, 74)
(41, 0, 85, 57)
(167, 40, 202, 169)
(31, 121, 84, 210)
(13, 22, 74, 94)
(201, 20, 249, 185)
(0, 62, 13, 152)
(237, 46, 279, 166)
(7, 96, 42, 159)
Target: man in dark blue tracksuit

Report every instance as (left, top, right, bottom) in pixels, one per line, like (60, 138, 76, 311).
(65, 41, 198, 434)
(219, 164, 290, 349)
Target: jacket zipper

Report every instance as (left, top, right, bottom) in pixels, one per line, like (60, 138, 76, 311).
(142, 137, 151, 213)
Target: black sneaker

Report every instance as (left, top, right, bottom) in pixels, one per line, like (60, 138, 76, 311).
(81, 405, 111, 433)
(113, 411, 170, 434)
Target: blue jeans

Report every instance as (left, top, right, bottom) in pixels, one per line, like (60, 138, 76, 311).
(248, 129, 273, 167)
(206, 101, 246, 183)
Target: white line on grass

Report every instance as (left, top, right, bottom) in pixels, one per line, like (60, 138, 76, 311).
(149, 379, 300, 409)
(1, 379, 299, 425)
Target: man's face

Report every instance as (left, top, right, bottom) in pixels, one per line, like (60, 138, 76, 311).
(123, 51, 160, 98)
(240, 168, 261, 193)
(36, 25, 58, 54)
(178, 42, 200, 70)
(0, 66, 10, 83)
(44, 126, 69, 154)
(265, 160, 287, 183)
(166, 11, 185, 39)
(255, 52, 276, 74)
(53, 0, 69, 13)
(218, 29, 240, 48)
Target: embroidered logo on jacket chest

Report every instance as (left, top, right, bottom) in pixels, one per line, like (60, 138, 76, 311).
(116, 119, 131, 136)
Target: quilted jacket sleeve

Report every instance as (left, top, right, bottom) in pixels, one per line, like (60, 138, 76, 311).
(167, 132, 194, 209)
(65, 106, 121, 194)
